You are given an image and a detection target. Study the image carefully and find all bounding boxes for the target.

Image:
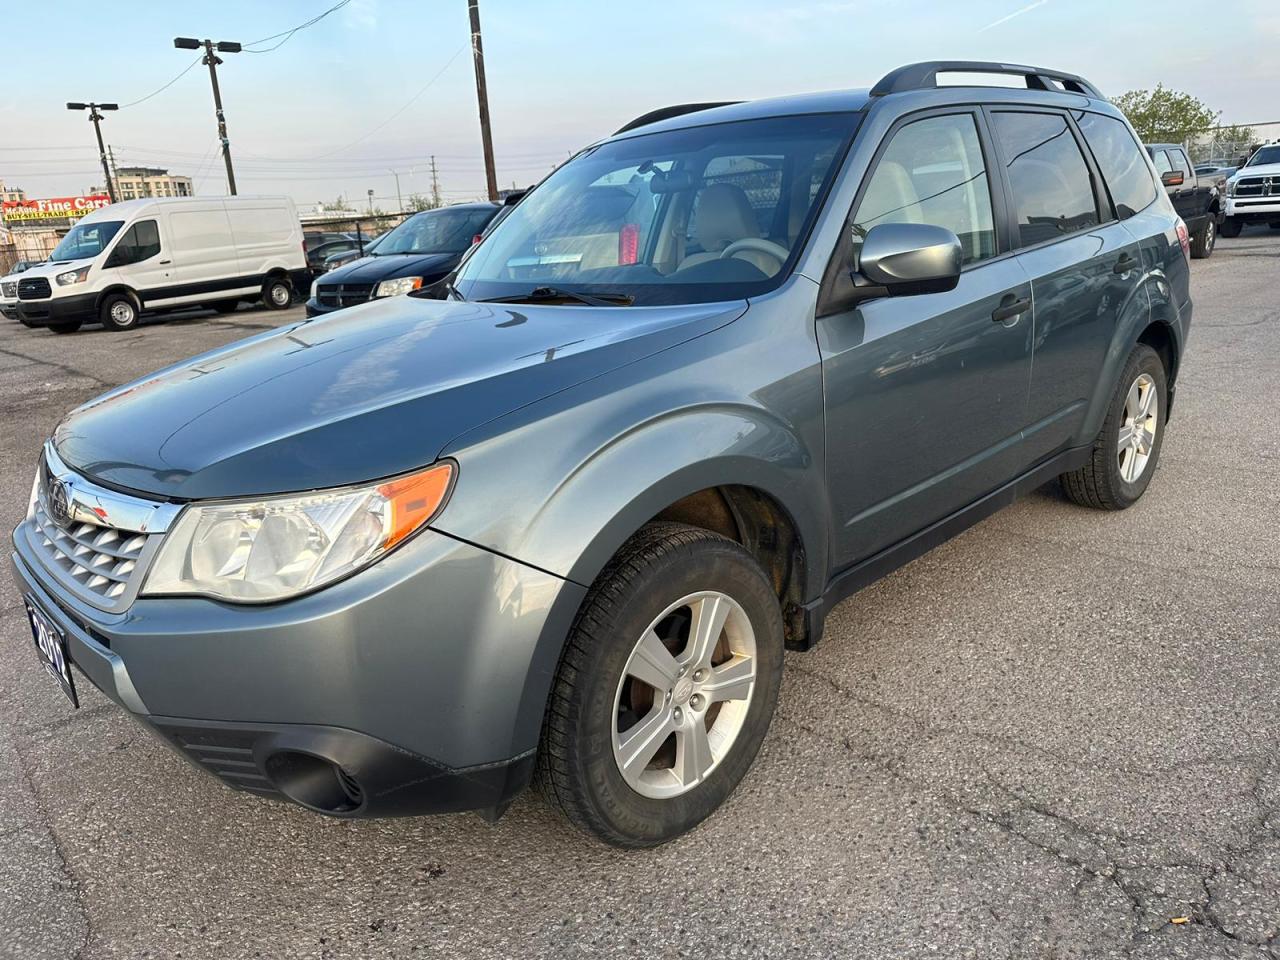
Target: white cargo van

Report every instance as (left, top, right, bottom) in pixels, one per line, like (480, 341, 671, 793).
(14, 196, 308, 333)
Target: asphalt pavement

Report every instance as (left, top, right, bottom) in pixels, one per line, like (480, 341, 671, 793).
(2, 228, 1278, 960)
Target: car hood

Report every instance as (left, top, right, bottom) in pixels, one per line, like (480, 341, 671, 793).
(320, 252, 458, 283)
(53, 295, 745, 500)
(1232, 162, 1280, 181)
(19, 257, 94, 279)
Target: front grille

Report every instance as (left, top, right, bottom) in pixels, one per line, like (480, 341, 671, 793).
(32, 502, 147, 604)
(17, 276, 51, 300)
(1, 281, 16, 298)
(316, 282, 374, 308)
(1234, 176, 1278, 198)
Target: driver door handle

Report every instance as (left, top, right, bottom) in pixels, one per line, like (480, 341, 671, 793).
(158, 259, 172, 265)
(991, 295, 1031, 323)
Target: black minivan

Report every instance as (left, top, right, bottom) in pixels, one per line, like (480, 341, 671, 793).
(306, 202, 499, 316)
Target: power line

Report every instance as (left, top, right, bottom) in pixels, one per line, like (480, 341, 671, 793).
(243, 0, 352, 52)
(118, 56, 203, 109)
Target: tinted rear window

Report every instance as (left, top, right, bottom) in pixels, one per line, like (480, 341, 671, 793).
(1077, 113, 1158, 219)
(992, 111, 1099, 248)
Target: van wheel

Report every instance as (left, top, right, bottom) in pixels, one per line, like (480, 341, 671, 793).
(213, 300, 240, 314)
(1061, 343, 1167, 511)
(262, 277, 293, 310)
(1189, 218, 1215, 258)
(99, 293, 139, 331)
(537, 522, 783, 847)
(1219, 217, 1242, 238)
(48, 321, 82, 334)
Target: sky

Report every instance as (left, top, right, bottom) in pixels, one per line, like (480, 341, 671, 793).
(2, 0, 1277, 208)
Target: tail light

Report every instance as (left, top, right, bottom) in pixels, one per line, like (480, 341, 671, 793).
(618, 223, 639, 265)
(1175, 219, 1191, 262)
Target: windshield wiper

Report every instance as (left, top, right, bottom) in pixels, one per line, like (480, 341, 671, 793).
(479, 286, 633, 307)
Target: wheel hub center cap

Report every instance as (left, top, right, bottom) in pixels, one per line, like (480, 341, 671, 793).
(673, 677, 694, 705)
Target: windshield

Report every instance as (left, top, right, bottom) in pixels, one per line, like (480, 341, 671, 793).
(377, 207, 496, 255)
(455, 113, 857, 306)
(1247, 145, 1280, 166)
(48, 220, 124, 262)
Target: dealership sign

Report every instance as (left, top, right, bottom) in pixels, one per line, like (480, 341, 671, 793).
(1, 195, 111, 224)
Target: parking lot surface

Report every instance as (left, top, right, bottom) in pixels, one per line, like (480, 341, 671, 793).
(2, 230, 1278, 960)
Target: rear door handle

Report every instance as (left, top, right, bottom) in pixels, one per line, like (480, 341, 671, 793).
(991, 295, 1031, 323)
(1112, 254, 1136, 275)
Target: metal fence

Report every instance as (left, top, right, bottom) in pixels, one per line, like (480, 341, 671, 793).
(301, 212, 413, 247)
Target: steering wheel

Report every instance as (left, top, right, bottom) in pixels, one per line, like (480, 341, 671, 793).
(719, 237, 790, 273)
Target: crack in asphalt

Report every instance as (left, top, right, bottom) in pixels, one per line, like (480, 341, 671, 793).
(0, 346, 114, 390)
(780, 666, 1280, 957)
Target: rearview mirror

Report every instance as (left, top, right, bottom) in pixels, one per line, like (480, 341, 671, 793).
(1161, 170, 1184, 187)
(856, 223, 962, 296)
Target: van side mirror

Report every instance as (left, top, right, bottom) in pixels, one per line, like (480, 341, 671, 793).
(1161, 170, 1184, 187)
(856, 223, 962, 297)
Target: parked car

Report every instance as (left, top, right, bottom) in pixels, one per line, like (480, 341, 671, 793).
(1146, 143, 1221, 257)
(1222, 142, 1280, 236)
(12, 197, 307, 333)
(8, 259, 43, 274)
(0, 274, 18, 320)
(322, 230, 387, 272)
(305, 202, 498, 316)
(305, 237, 368, 275)
(11, 61, 1190, 847)
(304, 232, 355, 252)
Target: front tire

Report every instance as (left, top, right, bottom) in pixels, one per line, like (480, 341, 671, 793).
(1189, 217, 1216, 258)
(1061, 343, 1167, 510)
(1219, 217, 1242, 238)
(538, 522, 784, 847)
(99, 292, 139, 331)
(262, 277, 293, 310)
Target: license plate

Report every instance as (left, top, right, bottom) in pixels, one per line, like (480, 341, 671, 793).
(25, 596, 78, 708)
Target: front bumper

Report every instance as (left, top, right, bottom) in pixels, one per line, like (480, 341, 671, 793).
(1225, 198, 1280, 221)
(0, 303, 17, 320)
(10, 521, 585, 818)
(16, 292, 96, 327)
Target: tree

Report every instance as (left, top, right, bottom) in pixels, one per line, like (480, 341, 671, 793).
(1111, 85, 1218, 144)
(405, 193, 439, 212)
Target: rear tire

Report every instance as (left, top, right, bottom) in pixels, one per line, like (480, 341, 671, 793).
(1219, 217, 1242, 238)
(262, 277, 293, 310)
(1061, 343, 1167, 511)
(99, 292, 139, 332)
(48, 321, 82, 335)
(1189, 217, 1216, 258)
(537, 522, 784, 847)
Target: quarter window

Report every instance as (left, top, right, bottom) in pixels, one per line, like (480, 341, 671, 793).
(991, 111, 1100, 248)
(852, 113, 996, 264)
(1075, 112, 1158, 219)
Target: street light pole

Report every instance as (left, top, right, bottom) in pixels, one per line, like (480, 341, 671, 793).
(174, 37, 242, 195)
(66, 102, 119, 202)
(467, 0, 499, 202)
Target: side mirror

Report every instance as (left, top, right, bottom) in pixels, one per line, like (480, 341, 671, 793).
(1161, 170, 1184, 187)
(857, 223, 962, 297)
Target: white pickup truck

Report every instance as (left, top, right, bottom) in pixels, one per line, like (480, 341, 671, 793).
(1222, 143, 1280, 237)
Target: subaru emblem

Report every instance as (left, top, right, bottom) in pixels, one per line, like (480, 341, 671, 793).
(47, 477, 72, 528)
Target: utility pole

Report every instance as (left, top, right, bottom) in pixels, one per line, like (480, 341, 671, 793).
(430, 156, 441, 208)
(389, 170, 403, 212)
(107, 146, 120, 191)
(174, 37, 242, 195)
(467, 0, 499, 202)
(66, 102, 118, 202)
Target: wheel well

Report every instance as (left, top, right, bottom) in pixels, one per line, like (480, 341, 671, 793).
(652, 485, 810, 649)
(95, 286, 140, 312)
(1137, 320, 1177, 385)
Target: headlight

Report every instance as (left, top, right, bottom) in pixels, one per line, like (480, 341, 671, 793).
(1226, 179, 1237, 197)
(309, 278, 319, 300)
(55, 266, 90, 286)
(142, 462, 454, 603)
(374, 276, 423, 298)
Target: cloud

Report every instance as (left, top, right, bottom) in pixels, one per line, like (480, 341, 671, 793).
(978, 0, 1050, 32)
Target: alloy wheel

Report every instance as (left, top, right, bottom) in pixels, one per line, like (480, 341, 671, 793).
(1118, 372, 1158, 483)
(612, 591, 757, 799)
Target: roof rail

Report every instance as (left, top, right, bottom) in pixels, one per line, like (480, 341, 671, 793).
(870, 61, 1103, 100)
(615, 102, 741, 135)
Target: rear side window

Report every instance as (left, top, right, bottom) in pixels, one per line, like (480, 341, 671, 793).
(109, 220, 162, 266)
(852, 113, 997, 264)
(1076, 112, 1158, 219)
(1150, 150, 1174, 176)
(991, 111, 1100, 248)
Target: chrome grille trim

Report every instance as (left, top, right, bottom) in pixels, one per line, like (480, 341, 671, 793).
(21, 443, 183, 612)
